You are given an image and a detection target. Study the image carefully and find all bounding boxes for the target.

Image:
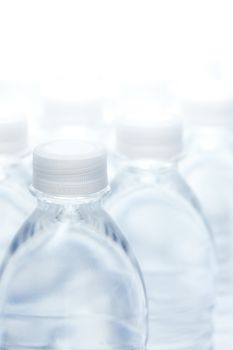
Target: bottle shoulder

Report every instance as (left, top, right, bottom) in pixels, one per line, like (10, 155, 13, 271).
(180, 148, 233, 230)
(108, 166, 206, 220)
(1, 202, 144, 288)
(180, 148, 233, 194)
(106, 167, 215, 272)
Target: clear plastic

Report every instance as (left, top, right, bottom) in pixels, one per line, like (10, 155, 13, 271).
(180, 126, 233, 350)
(0, 155, 35, 265)
(0, 189, 148, 350)
(106, 160, 215, 350)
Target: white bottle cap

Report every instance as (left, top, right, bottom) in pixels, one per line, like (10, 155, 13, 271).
(178, 80, 233, 127)
(116, 116, 183, 161)
(0, 115, 28, 156)
(115, 97, 182, 161)
(33, 140, 108, 197)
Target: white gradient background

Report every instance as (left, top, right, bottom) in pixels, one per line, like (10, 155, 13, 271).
(0, 0, 232, 107)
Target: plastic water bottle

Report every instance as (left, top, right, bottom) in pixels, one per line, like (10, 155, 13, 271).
(106, 117, 215, 350)
(180, 107, 233, 350)
(0, 116, 35, 264)
(0, 140, 148, 350)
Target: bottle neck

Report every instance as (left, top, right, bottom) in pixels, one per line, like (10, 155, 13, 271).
(33, 187, 109, 208)
(126, 155, 177, 171)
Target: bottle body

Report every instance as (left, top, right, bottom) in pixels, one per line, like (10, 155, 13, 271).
(0, 193, 147, 349)
(181, 127, 233, 350)
(106, 165, 215, 350)
(0, 160, 35, 265)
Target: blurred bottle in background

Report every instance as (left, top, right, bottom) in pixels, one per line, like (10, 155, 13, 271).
(0, 109, 36, 265)
(38, 98, 105, 143)
(33, 85, 120, 180)
(105, 104, 216, 350)
(180, 86, 233, 350)
(32, 81, 108, 145)
(0, 140, 148, 350)
(0, 80, 44, 143)
(107, 90, 179, 181)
